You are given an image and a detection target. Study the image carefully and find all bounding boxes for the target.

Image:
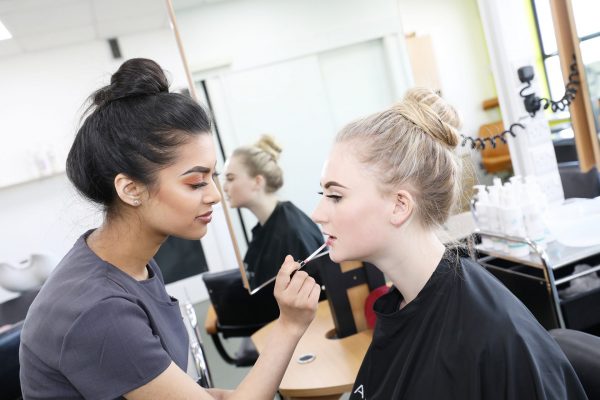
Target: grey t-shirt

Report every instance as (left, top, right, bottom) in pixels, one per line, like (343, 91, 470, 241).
(19, 230, 189, 400)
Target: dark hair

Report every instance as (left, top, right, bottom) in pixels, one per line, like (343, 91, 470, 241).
(66, 58, 211, 215)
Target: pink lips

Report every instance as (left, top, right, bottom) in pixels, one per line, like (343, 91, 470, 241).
(326, 236, 336, 246)
(196, 211, 213, 224)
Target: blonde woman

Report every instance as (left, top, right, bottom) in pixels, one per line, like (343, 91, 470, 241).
(312, 88, 587, 399)
(224, 135, 324, 291)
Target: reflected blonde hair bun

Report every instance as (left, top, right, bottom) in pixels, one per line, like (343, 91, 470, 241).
(255, 134, 283, 161)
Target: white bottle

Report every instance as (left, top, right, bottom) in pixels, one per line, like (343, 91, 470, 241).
(500, 183, 530, 257)
(487, 181, 504, 251)
(522, 176, 548, 251)
(473, 185, 493, 250)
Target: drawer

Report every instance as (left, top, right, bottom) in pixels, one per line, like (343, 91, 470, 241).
(561, 286, 600, 331)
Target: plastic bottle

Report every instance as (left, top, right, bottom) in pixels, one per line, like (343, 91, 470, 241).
(500, 182, 530, 257)
(473, 185, 493, 250)
(487, 180, 504, 251)
(522, 176, 548, 251)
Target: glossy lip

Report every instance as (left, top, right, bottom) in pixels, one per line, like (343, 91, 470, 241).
(324, 234, 337, 246)
(195, 210, 213, 224)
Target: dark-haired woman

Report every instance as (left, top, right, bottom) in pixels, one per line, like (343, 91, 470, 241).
(19, 58, 320, 400)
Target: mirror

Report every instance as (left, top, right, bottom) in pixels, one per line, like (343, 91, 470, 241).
(0, 0, 238, 305)
(168, 0, 500, 293)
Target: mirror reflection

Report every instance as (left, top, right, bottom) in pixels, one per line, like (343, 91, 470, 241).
(170, 0, 501, 292)
(0, 0, 228, 304)
(223, 135, 325, 291)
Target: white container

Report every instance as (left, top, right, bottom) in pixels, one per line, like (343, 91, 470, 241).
(487, 184, 504, 251)
(544, 197, 600, 247)
(473, 185, 493, 250)
(500, 183, 530, 257)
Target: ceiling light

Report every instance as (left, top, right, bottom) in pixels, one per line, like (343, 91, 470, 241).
(0, 19, 12, 41)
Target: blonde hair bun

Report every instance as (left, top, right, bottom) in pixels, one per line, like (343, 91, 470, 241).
(255, 134, 283, 161)
(395, 88, 461, 149)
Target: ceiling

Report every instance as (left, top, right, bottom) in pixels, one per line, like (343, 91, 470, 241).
(0, 0, 226, 58)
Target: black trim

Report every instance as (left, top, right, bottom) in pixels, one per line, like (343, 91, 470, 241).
(579, 31, 600, 43)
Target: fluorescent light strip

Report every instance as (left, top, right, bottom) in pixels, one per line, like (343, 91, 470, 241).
(0, 19, 12, 41)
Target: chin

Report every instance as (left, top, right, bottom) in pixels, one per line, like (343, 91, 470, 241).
(176, 226, 208, 241)
(328, 250, 346, 264)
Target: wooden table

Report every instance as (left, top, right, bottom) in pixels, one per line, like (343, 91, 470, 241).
(252, 301, 372, 400)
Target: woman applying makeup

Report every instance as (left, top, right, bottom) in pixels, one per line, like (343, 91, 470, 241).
(223, 135, 324, 291)
(19, 58, 320, 400)
(312, 88, 587, 399)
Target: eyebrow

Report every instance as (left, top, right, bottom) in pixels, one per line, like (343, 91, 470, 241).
(181, 166, 211, 176)
(323, 181, 348, 189)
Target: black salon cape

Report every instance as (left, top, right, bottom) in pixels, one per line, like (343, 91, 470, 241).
(350, 255, 587, 400)
(244, 201, 323, 289)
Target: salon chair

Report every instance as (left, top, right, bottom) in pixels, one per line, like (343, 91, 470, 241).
(549, 328, 600, 399)
(316, 256, 386, 338)
(558, 162, 600, 199)
(0, 321, 24, 400)
(202, 269, 279, 367)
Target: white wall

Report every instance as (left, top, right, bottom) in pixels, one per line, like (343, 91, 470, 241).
(0, 27, 233, 303)
(397, 0, 499, 138)
(174, 0, 498, 154)
(175, 0, 405, 71)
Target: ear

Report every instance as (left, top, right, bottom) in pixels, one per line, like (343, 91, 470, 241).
(253, 174, 266, 191)
(114, 173, 145, 207)
(390, 189, 414, 227)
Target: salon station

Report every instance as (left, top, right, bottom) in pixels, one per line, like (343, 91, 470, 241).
(1, 0, 600, 399)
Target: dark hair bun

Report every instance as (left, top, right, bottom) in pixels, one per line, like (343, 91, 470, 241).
(93, 58, 169, 106)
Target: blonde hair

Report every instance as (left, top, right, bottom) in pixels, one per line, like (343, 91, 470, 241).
(337, 87, 463, 227)
(232, 134, 284, 193)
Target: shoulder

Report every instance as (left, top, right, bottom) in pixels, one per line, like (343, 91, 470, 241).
(455, 257, 566, 353)
(59, 297, 153, 365)
(449, 257, 544, 339)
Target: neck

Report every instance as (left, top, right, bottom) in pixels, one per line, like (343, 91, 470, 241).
(372, 220, 446, 307)
(86, 213, 166, 281)
(248, 194, 279, 225)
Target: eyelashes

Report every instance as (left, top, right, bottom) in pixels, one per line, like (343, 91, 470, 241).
(190, 172, 220, 190)
(190, 183, 207, 190)
(317, 191, 342, 203)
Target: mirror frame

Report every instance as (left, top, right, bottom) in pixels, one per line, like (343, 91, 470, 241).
(165, 0, 247, 289)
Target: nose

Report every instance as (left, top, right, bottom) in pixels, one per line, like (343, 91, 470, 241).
(206, 178, 222, 205)
(311, 197, 326, 225)
(222, 180, 230, 194)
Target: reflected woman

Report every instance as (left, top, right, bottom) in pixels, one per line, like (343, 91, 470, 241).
(224, 135, 325, 291)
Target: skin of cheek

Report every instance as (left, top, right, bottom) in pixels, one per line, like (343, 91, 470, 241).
(328, 195, 390, 263)
(139, 135, 219, 240)
(143, 182, 209, 240)
(323, 146, 394, 263)
(224, 158, 255, 209)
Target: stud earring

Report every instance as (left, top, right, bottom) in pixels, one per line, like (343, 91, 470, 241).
(133, 199, 141, 206)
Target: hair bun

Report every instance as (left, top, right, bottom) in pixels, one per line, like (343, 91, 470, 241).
(255, 134, 282, 161)
(396, 87, 461, 149)
(93, 58, 169, 106)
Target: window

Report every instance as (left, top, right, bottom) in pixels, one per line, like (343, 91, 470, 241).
(531, 0, 600, 130)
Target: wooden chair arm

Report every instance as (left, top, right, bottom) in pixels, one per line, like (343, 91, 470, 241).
(204, 304, 218, 335)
